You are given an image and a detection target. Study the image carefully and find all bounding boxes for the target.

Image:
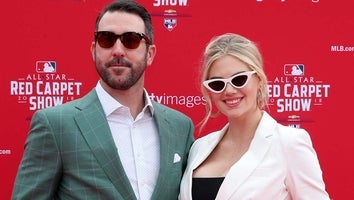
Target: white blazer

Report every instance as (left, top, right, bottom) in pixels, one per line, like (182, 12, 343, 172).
(179, 111, 330, 200)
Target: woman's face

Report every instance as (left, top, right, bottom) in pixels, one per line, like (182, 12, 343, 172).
(207, 55, 260, 120)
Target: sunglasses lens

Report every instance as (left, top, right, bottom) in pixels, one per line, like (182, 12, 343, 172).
(204, 71, 255, 93)
(95, 32, 145, 49)
(232, 75, 248, 87)
(121, 32, 141, 49)
(207, 81, 225, 92)
(96, 32, 116, 48)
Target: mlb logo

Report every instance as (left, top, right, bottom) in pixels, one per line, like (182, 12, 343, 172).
(36, 61, 56, 73)
(164, 18, 177, 31)
(283, 64, 304, 76)
(163, 9, 177, 31)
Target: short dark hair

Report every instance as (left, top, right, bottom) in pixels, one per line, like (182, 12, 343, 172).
(94, 0, 154, 44)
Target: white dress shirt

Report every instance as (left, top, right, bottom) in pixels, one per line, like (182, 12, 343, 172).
(96, 81, 160, 200)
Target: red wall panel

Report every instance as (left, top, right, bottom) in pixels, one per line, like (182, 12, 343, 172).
(1, 0, 353, 199)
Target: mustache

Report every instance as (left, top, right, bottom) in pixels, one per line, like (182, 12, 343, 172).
(105, 58, 132, 68)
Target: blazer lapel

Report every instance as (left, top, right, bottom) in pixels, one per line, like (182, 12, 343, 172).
(216, 112, 275, 200)
(74, 90, 136, 200)
(191, 128, 227, 172)
(150, 103, 179, 198)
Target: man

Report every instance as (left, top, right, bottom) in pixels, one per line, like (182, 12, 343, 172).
(12, 0, 195, 199)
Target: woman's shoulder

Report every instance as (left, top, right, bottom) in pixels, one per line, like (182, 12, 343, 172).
(275, 122, 313, 149)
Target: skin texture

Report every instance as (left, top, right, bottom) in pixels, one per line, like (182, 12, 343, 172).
(193, 55, 262, 177)
(91, 11, 156, 118)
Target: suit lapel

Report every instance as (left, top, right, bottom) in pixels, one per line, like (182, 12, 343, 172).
(191, 129, 226, 172)
(74, 90, 136, 200)
(150, 103, 176, 198)
(216, 112, 275, 200)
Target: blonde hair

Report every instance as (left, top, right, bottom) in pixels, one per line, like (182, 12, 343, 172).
(198, 33, 269, 134)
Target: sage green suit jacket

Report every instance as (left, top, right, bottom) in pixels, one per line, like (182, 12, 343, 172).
(12, 89, 195, 200)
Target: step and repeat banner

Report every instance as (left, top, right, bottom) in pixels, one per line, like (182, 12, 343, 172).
(1, 0, 353, 199)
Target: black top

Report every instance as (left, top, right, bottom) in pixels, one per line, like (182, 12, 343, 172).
(192, 177, 225, 200)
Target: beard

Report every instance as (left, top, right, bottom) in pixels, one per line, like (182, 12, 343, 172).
(95, 55, 147, 90)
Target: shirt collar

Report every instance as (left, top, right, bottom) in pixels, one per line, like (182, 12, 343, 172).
(95, 81, 154, 117)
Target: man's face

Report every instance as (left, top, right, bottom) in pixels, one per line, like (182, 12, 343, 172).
(91, 11, 156, 90)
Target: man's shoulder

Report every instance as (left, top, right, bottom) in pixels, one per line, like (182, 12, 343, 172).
(36, 89, 97, 114)
(152, 101, 183, 112)
(152, 101, 192, 120)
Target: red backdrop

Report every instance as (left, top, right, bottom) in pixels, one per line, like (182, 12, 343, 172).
(1, 0, 353, 199)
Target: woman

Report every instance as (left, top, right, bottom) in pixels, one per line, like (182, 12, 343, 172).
(179, 33, 330, 200)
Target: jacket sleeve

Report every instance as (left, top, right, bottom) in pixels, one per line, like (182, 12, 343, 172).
(12, 110, 61, 200)
(280, 126, 331, 200)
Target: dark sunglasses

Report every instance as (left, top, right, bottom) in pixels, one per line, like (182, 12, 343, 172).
(94, 31, 151, 49)
(203, 71, 256, 93)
